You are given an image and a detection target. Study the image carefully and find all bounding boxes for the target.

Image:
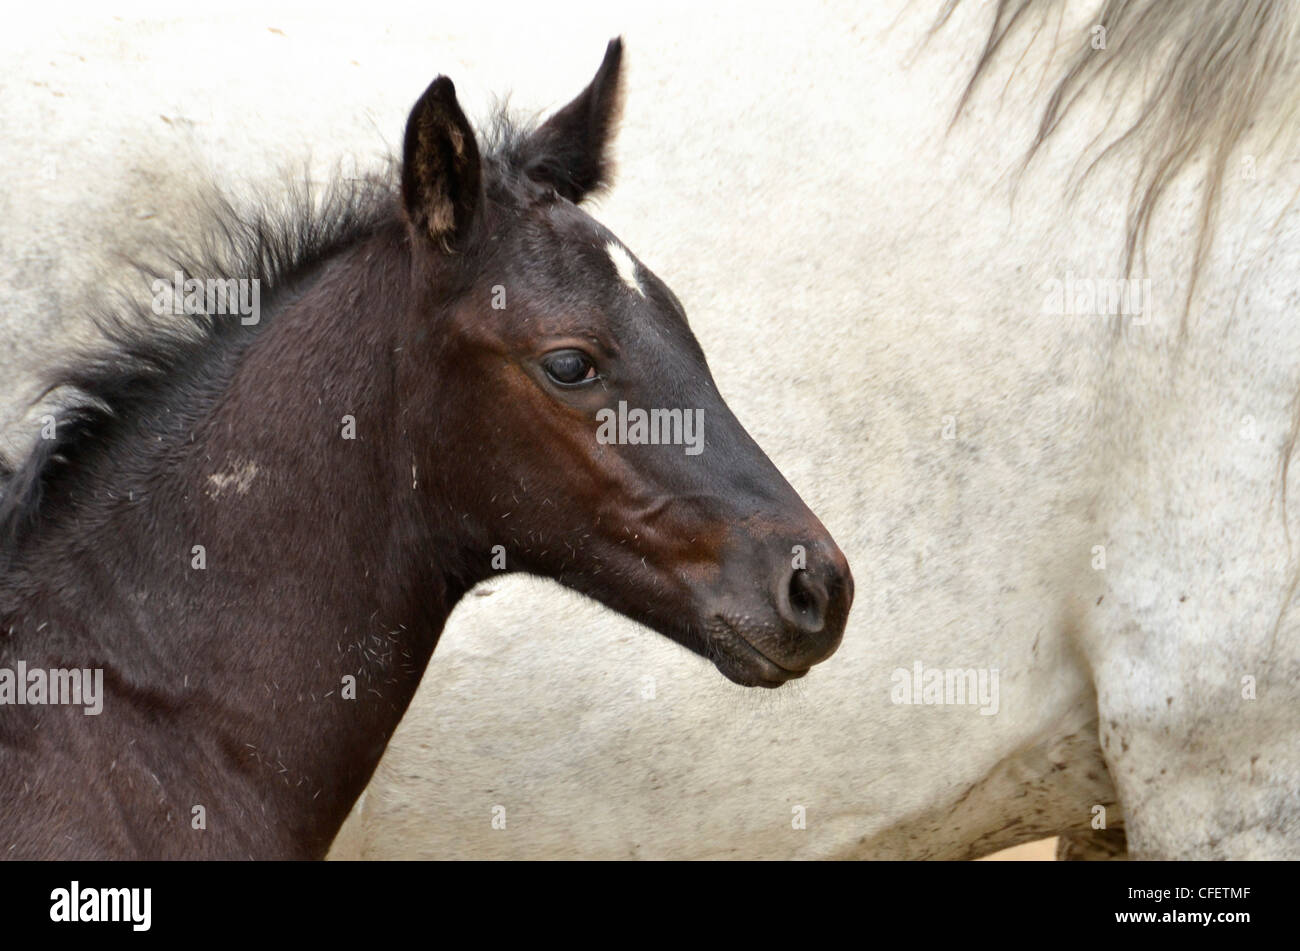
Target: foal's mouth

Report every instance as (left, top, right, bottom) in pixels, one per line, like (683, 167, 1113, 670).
(707, 617, 810, 688)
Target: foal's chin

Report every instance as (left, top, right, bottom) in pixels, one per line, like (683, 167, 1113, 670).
(712, 652, 811, 689)
(579, 590, 821, 688)
(643, 613, 826, 688)
(702, 619, 817, 688)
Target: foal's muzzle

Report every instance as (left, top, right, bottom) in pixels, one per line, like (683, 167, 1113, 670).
(704, 534, 853, 687)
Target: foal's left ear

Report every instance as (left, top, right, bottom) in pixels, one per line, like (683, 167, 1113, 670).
(521, 38, 624, 203)
(402, 75, 483, 248)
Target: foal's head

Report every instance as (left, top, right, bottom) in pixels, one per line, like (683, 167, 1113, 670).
(400, 40, 852, 686)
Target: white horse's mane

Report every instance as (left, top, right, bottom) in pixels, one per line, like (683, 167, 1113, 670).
(941, 0, 1298, 322)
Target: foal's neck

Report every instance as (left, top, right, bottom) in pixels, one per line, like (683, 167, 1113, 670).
(171, 227, 486, 856)
(81, 227, 478, 857)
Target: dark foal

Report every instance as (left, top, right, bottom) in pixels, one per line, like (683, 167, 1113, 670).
(0, 40, 852, 859)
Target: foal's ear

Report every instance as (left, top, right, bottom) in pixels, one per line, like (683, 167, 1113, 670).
(402, 76, 482, 248)
(521, 38, 624, 203)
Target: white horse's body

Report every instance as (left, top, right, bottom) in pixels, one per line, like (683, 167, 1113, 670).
(4, 1, 1298, 858)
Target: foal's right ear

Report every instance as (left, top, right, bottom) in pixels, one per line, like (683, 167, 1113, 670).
(401, 76, 483, 249)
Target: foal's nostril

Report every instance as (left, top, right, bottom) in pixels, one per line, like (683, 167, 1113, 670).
(780, 567, 828, 634)
(789, 570, 817, 615)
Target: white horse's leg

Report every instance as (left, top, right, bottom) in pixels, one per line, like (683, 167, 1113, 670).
(1056, 826, 1127, 860)
(1081, 232, 1300, 857)
(841, 709, 1121, 860)
(1088, 617, 1300, 859)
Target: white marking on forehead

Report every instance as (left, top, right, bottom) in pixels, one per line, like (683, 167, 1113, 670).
(606, 241, 645, 297)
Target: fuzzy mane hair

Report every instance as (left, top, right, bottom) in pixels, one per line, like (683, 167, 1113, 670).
(0, 107, 548, 554)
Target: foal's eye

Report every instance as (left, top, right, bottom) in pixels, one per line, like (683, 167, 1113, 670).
(542, 349, 597, 387)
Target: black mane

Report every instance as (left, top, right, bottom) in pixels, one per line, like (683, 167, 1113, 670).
(0, 110, 542, 554)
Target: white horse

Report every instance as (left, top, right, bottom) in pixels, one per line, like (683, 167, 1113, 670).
(4, 0, 1298, 859)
